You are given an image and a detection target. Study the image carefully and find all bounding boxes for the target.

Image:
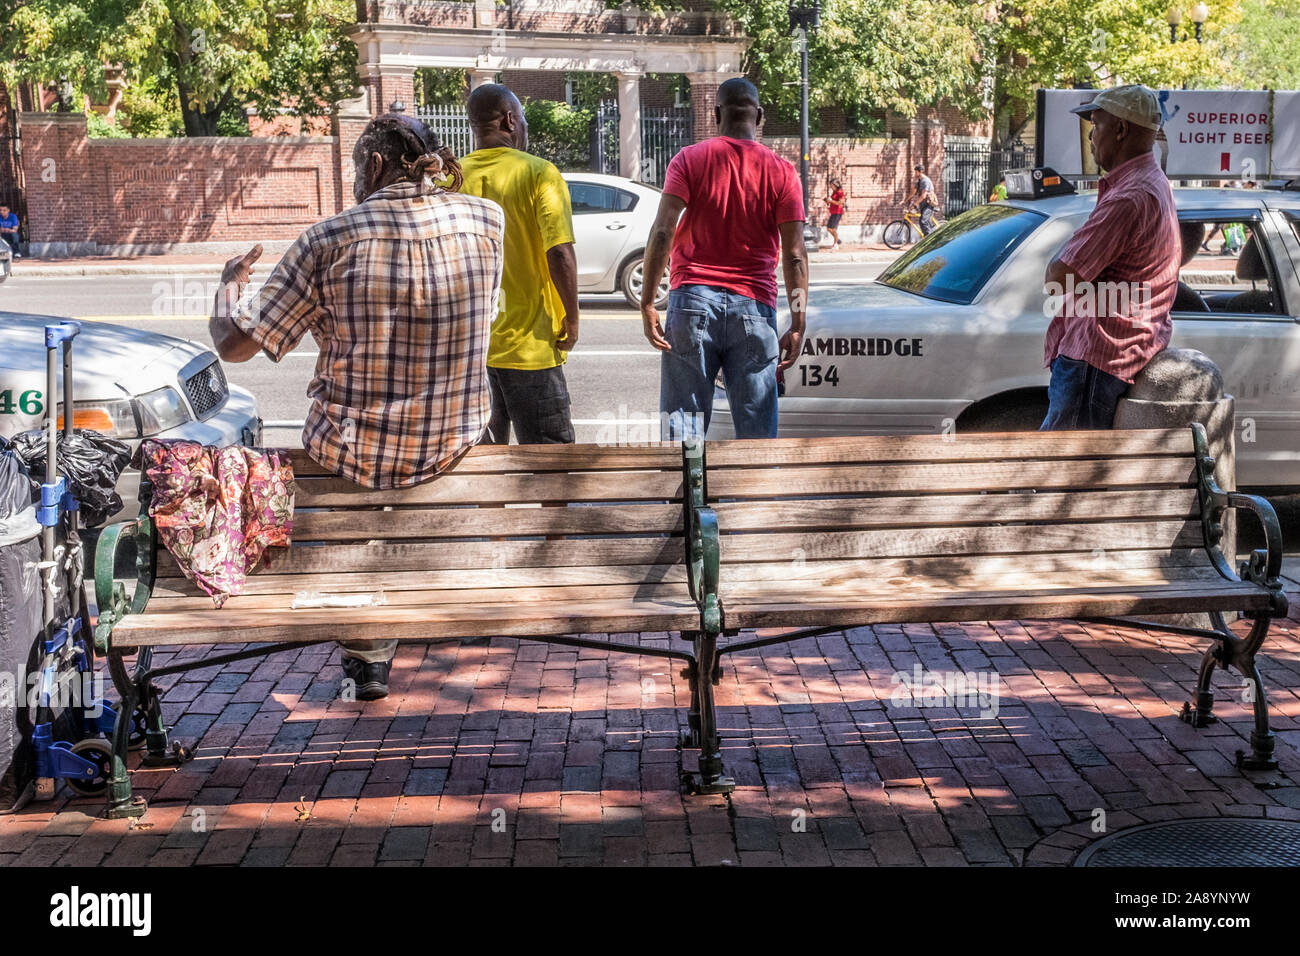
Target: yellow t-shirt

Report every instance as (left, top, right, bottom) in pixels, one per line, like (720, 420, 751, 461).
(459, 147, 575, 370)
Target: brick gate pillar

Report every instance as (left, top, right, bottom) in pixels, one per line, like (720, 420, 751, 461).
(333, 90, 373, 212)
(361, 66, 417, 116)
(686, 75, 719, 143)
(18, 111, 93, 256)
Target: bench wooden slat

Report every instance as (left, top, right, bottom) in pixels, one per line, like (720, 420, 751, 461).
(150, 562, 694, 598)
(725, 583, 1270, 630)
(718, 520, 1202, 564)
(147, 547, 1213, 600)
(292, 469, 682, 507)
(707, 457, 1195, 498)
(155, 535, 687, 579)
(113, 578, 1264, 649)
(290, 503, 684, 541)
(286, 489, 1200, 543)
(110, 597, 704, 647)
(284, 443, 682, 477)
(141, 564, 1232, 615)
(705, 429, 1194, 467)
(711, 488, 1199, 531)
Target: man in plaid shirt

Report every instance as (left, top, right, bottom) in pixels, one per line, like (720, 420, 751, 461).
(209, 113, 505, 699)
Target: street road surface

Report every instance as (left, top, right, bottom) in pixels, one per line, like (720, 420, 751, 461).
(1, 262, 884, 445)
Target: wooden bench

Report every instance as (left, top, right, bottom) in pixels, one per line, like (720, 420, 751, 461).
(91, 425, 1287, 816)
(92, 442, 719, 817)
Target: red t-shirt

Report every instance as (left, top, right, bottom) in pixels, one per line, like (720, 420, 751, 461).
(829, 188, 845, 215)
(661, 136, 805, 307)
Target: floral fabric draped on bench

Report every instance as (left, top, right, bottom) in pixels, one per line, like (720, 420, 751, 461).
(138, 441, 294, 608)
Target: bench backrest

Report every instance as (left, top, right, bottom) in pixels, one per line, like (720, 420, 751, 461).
(702, 428, 1210, 589)
(152, 443, 690, 601)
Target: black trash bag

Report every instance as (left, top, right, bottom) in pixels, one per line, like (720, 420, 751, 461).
(9, 429, 132, 528)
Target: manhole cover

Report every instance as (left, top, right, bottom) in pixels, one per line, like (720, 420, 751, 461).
(1076, 818, 1300, 867)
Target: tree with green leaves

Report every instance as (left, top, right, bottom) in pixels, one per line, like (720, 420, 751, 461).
(0, 0, 357, 136)
(1226, 0, 1300, 89)
(988, 0, 1244, 147)
(716, 0, 990, 131)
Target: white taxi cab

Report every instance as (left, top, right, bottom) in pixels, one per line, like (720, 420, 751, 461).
(709, 182, 1300, 489)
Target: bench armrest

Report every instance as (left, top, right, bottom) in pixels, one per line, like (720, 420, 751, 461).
(682, 439, 723, 635)
(93, 516, 157, 653)
(1191, 423, 1287, 614)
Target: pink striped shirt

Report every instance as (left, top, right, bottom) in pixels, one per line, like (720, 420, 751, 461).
(1044, 152, 1180, 384)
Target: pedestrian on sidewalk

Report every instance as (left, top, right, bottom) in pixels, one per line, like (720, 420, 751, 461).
(0, 205, 20, 258)
(208, 113, 505, 699)
(460, 84, 580, 445)
(826, 180, 846, 250)
(1040, 85, 1179, 430)
(640, 77, 809, 440)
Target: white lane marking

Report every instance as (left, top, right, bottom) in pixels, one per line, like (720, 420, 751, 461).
(568, 350, 651, 356)
(572, 419, 661, 425)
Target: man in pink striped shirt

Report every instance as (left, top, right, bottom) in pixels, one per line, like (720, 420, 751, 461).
(1041, 85, 1180, 430)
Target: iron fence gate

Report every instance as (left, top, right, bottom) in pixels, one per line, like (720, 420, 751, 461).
(942, 139, 1032, 217)
(592, 102, 692, 186)
(0, 127, 25, 250)
(413, 103, 473, 162)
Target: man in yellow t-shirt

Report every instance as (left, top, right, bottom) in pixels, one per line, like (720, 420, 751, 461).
(460, 84, 579, 443)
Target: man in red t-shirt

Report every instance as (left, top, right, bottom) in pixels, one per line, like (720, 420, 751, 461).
(639, 77, 808, 439)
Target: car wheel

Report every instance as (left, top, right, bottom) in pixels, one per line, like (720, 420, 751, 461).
(958, 393, 1050, 433)
(622, 255, 669, 310)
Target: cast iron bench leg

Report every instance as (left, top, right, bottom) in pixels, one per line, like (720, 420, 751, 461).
(104, 649, 147, 819)
(680, 631, 734, 796)
(1179, 614, 1278, 771)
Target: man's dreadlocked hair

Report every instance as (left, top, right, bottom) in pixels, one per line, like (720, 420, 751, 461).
(354, 113, 463, 192)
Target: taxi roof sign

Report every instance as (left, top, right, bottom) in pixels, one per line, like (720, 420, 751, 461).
(1005, 167, 1077, 200)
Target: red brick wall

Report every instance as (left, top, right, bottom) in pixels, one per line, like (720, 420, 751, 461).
(766, 119, 945, 233)
(922, 104, 993, 139)
(500, 71, 568, 103)
(248, 112, 334, 137)
(19, 112, 341, 253)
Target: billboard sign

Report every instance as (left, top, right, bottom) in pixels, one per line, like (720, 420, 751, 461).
(1038, 89, 1300, 180)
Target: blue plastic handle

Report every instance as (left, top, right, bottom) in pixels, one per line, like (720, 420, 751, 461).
(44, 321, 81, 348)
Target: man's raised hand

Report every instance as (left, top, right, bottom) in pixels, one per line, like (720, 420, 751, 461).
(216, 244, 263, 318)
(221, 244, 263, 291)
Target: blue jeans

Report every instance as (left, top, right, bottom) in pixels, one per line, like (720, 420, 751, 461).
(1040, 355, 1129, 430)
(660, 284, 780, 440)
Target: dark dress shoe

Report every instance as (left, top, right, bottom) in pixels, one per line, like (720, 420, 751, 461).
(341, 657, 390, 700)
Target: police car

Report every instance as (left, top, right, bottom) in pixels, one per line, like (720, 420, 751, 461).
(0, 312, 261, 522)
(709, 171, 1300, 490)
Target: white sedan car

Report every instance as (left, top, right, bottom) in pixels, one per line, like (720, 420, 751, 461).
(709, 186, 1300, 489)
(563, 172, 668, 308)
(0, 313, 261, 522)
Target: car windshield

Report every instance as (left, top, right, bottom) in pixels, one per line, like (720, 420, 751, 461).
(877, 205, 1048, 304)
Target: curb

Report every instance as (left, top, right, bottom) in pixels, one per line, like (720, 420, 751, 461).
(11, 264, 249, 278)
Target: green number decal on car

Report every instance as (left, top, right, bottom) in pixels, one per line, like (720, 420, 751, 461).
(0, 389, 44, 415)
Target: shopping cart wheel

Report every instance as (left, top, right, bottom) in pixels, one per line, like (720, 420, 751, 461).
(64, 738, 113, 797)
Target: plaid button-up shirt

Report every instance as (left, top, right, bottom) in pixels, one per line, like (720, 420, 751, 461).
(233, 180, 504, 489)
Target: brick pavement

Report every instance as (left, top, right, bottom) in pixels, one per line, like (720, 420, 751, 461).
(3, 594, 1298, 867)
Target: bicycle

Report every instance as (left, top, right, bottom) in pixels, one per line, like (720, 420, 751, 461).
(883, 206, 943, 250)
